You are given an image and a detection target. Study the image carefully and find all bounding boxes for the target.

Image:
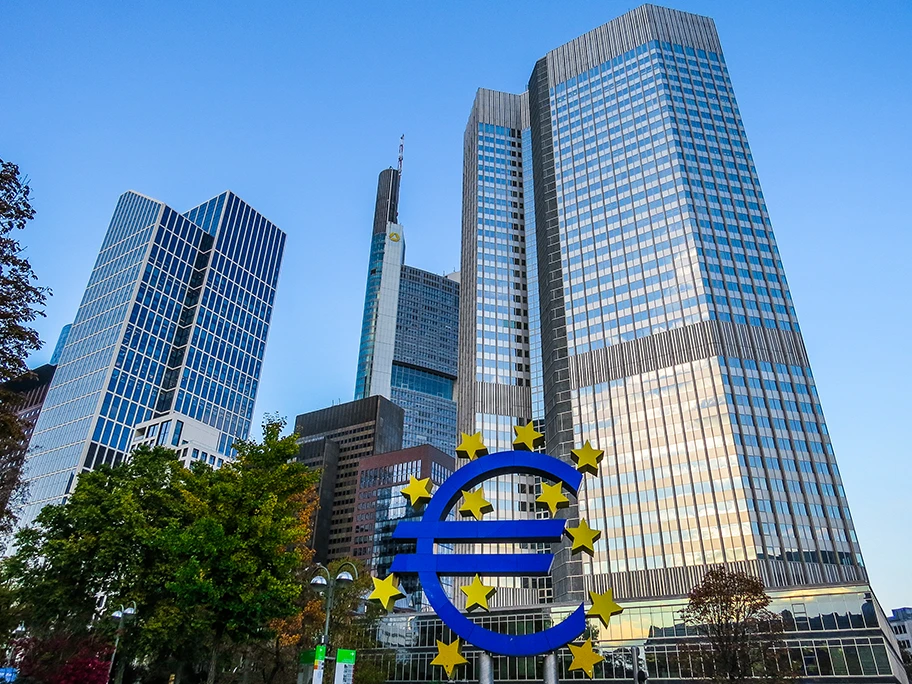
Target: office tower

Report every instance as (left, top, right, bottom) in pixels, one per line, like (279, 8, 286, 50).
(355, 444, 454, 609)
(462, 3, 872, 604)
(295, 396, 404, 564)
(355, 165, 460, 454)
(49, 324, 72, 365)
(22, 190, 285, 525)
(1, 363, 56, 457)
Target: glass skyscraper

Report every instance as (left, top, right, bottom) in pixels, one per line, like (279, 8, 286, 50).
(461, 2, 874, 609)
(22, 190, 285, 525)
(355, 166, 460, 454)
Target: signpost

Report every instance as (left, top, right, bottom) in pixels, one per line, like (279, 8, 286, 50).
(333, 649, 356, 684)
(298, 645, 327, 684)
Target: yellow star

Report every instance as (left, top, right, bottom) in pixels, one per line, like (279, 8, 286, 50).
(431, 639, 468, 678)
(568, 639, 605, 678)
(571, 441, 604, 475)
(400, 475, 433, 508)
(536, 482, 570, 516)
(588, 588, 623, 626)
(456, 431, 488, 461)
(565, 518, 601, 555)
(512, 421, 544, 451)
(460, 574, 497, 611)
(459, 488, 493, 520)
(368, 574, 404, 611)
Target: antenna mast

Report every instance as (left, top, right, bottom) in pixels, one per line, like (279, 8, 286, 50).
(398, 134, 405, 175)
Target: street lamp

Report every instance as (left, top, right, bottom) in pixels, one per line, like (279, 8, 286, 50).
(297, 563, 359, 684)
(107, 602, 136, 684)
(310, 562, 358, 646)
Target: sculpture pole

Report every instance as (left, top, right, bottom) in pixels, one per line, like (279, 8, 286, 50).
(478, 652, 493, 684)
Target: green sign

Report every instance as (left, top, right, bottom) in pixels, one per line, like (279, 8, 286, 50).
(299, 645, 328, 666)
(333, 649, 356, 684)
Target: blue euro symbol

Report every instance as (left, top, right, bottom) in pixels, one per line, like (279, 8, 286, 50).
(390, 451, 585, 656)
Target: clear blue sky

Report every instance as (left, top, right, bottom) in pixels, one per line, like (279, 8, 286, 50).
(3, 1, 910, 610)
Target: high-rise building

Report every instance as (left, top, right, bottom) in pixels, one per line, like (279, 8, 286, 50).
(1, 363, 56, 458)
(355, 165, 459, 454)
(49, 324, 72, 366)
(22, 190, 285, 525)
(295, 395, 404, 564)
(462, 1, 874, 603)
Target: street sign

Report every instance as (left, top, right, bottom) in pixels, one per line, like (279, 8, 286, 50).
(333, 649, 356, 684)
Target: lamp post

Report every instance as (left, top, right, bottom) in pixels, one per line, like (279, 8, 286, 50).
(297, 562, 359, 684)
(311, 562, 358, 646)
(107, 602, 136, 684)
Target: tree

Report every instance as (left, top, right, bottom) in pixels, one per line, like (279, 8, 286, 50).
(236, 558, 377, 684)
(4, 445, 192, 637)
(164, 416, 319, 684)
(0, 158, 49, 540)
(4, 417, 322, 682)
(679, 567, 792, 683)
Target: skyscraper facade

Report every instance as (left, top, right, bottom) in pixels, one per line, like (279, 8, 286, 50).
(22, 190, 285, 525)
(461, 4, 867, 605)
(356, 166, 459, 454)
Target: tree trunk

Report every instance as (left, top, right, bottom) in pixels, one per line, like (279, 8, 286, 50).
(206, 635, 222, 684)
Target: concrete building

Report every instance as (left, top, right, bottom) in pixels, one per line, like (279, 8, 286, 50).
(889, 608, 912, 654)
(130, 413, 226, 469)
(295, 396, 404, 563)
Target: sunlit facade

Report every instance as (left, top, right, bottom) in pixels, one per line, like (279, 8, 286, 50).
(22, 190, 284, 526)
(460, 0, 880, 625)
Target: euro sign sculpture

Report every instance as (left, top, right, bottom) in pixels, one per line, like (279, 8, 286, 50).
(390, 450, 586, 656)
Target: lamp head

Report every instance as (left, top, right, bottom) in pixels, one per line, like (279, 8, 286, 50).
(335, 570, 354, 585)
(123, 606, 136, 617)
(310, 575, 328, 593)
(112, 610, 124, 620)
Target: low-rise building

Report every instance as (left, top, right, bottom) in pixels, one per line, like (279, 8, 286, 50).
(889, 607, 912, 653)
(130, 412, 229, 469)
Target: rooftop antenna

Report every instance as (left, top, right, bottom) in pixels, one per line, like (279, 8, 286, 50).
(397, 134, 405, 176)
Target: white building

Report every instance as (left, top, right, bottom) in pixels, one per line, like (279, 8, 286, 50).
(131, 412, 231, 470)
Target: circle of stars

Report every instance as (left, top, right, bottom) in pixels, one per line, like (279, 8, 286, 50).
(367, 427, 624, 679)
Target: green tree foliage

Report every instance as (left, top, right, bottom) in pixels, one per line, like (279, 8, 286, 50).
(0, 158, 49, 540)
(3, 417, 322, 683)
(5, 445, 191, 635)
(166, 416, 319, 684)
(679, 567, 792, 682)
